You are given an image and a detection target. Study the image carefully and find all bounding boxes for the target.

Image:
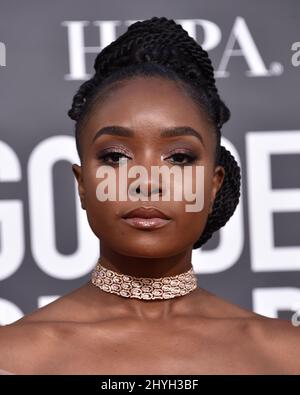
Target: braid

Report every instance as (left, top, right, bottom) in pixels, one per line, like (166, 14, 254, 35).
(68, 16, 241, 249)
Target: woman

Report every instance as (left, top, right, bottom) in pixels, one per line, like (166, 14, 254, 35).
(0, 16, 299, 375)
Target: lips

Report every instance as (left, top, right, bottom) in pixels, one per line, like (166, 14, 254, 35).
(121, 206, 171, 230)
(122, 207, 171, 220)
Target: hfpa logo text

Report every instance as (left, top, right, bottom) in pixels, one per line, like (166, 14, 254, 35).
(62, 17, 283, 81)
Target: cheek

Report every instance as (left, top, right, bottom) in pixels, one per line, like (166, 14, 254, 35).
(82, 166, 117, 237)
(179, 161, 213, 210)
(175, 205, 209, 247)
(174, 164, 213, 242)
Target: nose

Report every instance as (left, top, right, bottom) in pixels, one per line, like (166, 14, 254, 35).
(128, 154, 164, 199)
(133, 183, 161, 198)
(129, 172, 163, 199)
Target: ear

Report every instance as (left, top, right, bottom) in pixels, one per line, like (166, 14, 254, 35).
(72, 164, 86, 210)
(209, 165, 225, 214)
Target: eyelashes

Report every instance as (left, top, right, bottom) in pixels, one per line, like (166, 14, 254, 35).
(96, 147, 131, 166)
(98, 151, 130, 165)
(165, 152, 198, 165)
(96, 149, 198, 166)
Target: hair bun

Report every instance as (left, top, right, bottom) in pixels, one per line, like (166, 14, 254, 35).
(127, 17, 179, 34)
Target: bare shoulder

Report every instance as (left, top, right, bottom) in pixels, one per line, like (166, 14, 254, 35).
(14, 284, 90, 325)
(249, 314, 300, 373)
(196, 287, 258, 319)
(0, 286, 92, 373)
(230, 311, 300, 374)
(199, 288, 300, 373)
(0, 284, 91, 373)
(0, 321, 63, 373)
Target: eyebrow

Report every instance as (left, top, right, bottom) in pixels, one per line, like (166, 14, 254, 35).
(92, 125, 205, 147)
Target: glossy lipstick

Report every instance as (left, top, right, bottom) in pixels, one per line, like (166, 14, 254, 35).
(121, 207, 171, 230)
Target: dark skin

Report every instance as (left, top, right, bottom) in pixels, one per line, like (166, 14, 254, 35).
(0, 77, 300, 374)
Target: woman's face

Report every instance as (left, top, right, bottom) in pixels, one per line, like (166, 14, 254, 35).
(72, 77, 225, 258)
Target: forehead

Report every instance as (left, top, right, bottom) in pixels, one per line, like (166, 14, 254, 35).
(80, 77, 215, 146)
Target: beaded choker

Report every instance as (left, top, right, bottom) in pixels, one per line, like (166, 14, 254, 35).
(91, 260, 198, 300)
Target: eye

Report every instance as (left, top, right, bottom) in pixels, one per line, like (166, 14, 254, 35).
(97, 149, 131, 165)
(166, 152, 197, 165)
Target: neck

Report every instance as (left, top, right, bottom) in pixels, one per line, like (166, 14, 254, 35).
(98, 243, 193, 278)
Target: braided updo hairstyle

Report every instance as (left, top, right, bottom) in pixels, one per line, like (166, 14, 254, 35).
(68, 16, 241, 249)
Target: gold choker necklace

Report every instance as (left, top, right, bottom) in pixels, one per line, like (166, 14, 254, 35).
(91, 260, 198, 300)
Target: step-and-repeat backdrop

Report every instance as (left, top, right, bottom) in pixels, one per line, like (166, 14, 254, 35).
(0, 0, 300, 325)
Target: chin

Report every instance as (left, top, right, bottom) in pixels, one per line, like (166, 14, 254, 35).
(115, 242, 177, 259)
